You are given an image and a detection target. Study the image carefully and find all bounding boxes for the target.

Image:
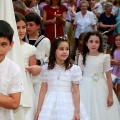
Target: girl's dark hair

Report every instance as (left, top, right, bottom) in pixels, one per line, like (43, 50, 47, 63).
(15, 12, 26, 41)
(49, 0, 61, 6)
(15, 12, 26, 23)
(82, 31, 104, 65)
(48, 36, 73, 70)
(78, 32, 87, 53)
(110, 33, 120, 57)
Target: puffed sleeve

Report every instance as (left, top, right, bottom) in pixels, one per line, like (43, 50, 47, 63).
(61, 5, 68, 12)
(39, 64, 48, 82)
(29, 45, 37, 56)
(43, 5, 48, 11)
(71, 65, 82, 84)
(78, 54, 84, 72)
(103, 54, 111, 72)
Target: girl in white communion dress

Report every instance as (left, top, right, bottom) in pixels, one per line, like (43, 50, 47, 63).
(35, 36, 89, 120)
(78, 31, 120, 120)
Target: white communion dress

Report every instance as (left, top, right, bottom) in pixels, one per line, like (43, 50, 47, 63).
(78, 53, 120, 120)
(38, 64, 89, 120)
(21, 42, 37, 120)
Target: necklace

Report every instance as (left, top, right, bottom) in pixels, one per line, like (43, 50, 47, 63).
(57, 75, 60, 80)
(55, 64, 65, 80)
(57, 68, 63, 80)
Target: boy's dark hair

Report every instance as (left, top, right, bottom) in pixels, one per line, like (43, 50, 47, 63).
(25, 12, 45, 31)
(25, 12, 41, 25)
(82, 31, 104, 65)
(48, 36, 73, 70)
(0, 20, 14, 44)
(110, 33, 120, 57)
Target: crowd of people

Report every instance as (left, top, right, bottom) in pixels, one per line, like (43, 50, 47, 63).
(0, 0, 120, 120)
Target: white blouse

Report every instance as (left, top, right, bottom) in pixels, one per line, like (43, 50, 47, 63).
(74, 11, 96, 38)
(0, 57, 23, 120)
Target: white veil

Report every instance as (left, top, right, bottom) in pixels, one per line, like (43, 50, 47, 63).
(0, 0, 23, 65)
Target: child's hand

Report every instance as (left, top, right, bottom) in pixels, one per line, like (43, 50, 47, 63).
(34, 111, 39, 120)
(25, 65, 41, 76)
(107, 95, 114, 107)
(117, 60, 120, 66)
(111, 59, 115, 64)
(113, 60, 120, 66)
(111, 60, 118, 65)
(74, 111, 80, 120)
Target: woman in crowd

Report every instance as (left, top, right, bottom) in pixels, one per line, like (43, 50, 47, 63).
(43, 0, 67, 43)
(72, 0, 97, 60)
(99, 2, 116, 50)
